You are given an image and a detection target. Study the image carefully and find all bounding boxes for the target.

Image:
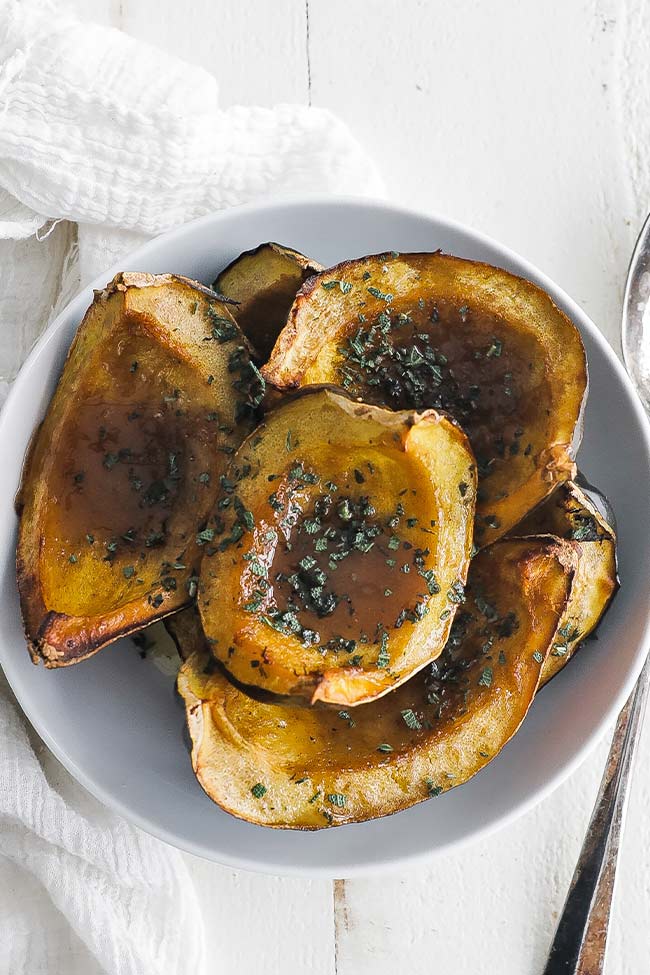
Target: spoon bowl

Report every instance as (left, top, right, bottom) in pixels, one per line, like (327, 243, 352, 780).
(623, 210, 650, 411)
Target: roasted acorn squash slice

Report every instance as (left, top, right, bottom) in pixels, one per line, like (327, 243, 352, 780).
(198, 387, 476, 706)
(510, 480, 618, 686)
(17, 273, 263, 667)
(263, 252, 587, 545)
(177, 537, 575, 829)
(214, 243, 323, 362)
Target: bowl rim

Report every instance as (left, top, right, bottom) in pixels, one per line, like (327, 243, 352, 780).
(2, 193, 650, 877)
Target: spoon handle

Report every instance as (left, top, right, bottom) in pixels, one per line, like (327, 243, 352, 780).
(542, 651, 650, 975)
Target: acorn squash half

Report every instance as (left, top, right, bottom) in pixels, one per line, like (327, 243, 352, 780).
(177, 537, 575, 829)
(17, 273, 263, 667)
(263, 252, 588, 545)
(214, 243, 323, 362)
(510, 479, 618, 686)
(198, 387, 477, 706)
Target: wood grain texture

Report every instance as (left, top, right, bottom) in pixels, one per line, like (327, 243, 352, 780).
(542, 655, 650, 975)
(122, 0, 308, 105)
(26, 1, 650, 974)
(182, 856, 334, 975)
(333, 879, 349, 974)
(66, 0, 308, 104)
(0, 222, 75, 383)
(335, 719, 650, 975)
(335, 740, 607, 974)
(308, 0, 631, 352)
(49, 7, 330, 975)
(306, 3, 650, 971)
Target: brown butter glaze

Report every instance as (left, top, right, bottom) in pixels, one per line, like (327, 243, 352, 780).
(329, 299, 550, 523)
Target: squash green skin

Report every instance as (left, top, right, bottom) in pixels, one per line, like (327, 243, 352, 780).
(509, 480, 618, 686)
(263, 252, 587, 546)
(177, 537, 576, 829)
(198, 387, 477, 706)
(214, 243, 323, 363)
(17, 273, 260, 667)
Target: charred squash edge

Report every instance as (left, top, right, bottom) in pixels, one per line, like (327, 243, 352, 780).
(16, 272, 251, 668)
(262, 251, 588, 544)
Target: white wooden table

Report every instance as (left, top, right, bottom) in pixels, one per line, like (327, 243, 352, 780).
(13, 1, 650, 971)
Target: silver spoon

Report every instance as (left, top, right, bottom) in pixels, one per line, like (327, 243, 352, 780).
(542, 215, 650, 974)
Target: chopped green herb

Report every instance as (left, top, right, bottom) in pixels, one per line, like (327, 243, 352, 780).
(326, 793, 346, 807)
(145, 529, 165, 547)
(196, 527, 216, 545)
(401, 708, 422, 730)
(478, 667, 493, 687)
(208, 306, 239, 343)
(570, 524, 596, 542)
(338, 710, 356, 728)
(367, 286, 393, 302)
(377, 631, 390, 668)
(447, 580, 466, 604)
(321, 280, 353, 294)
(426, 779, 443, 797)
(337, 498, 353, 521)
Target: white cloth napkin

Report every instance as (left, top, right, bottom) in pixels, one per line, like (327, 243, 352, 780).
(0, 0, 383, 381)
(0, 2, 383, 973)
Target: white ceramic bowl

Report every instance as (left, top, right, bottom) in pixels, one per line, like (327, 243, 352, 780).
(2, 197, 650, 878)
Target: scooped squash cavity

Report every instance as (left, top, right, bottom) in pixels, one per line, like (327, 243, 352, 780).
(198, 387, 476, 706)
(263, 252, 587, 545)
(17, 273, 263, 666)
(177, 537, 576, 829)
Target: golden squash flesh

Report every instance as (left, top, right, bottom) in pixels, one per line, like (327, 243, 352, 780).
(17, 273, 263, 667)
(214, 243, 323, 362)
(263, 252, 587, 545)
(510, 480, 618, 686)
(198, 387, 476, 706)
(177, 537, 575, 829)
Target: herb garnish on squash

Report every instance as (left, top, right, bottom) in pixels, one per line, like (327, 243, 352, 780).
(175, 537, 575, 829)
(263, 252, 587, 544)
(198, 387, 477, 705)
(16, 273, 261, 666)
(509, 479, 618, 686)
